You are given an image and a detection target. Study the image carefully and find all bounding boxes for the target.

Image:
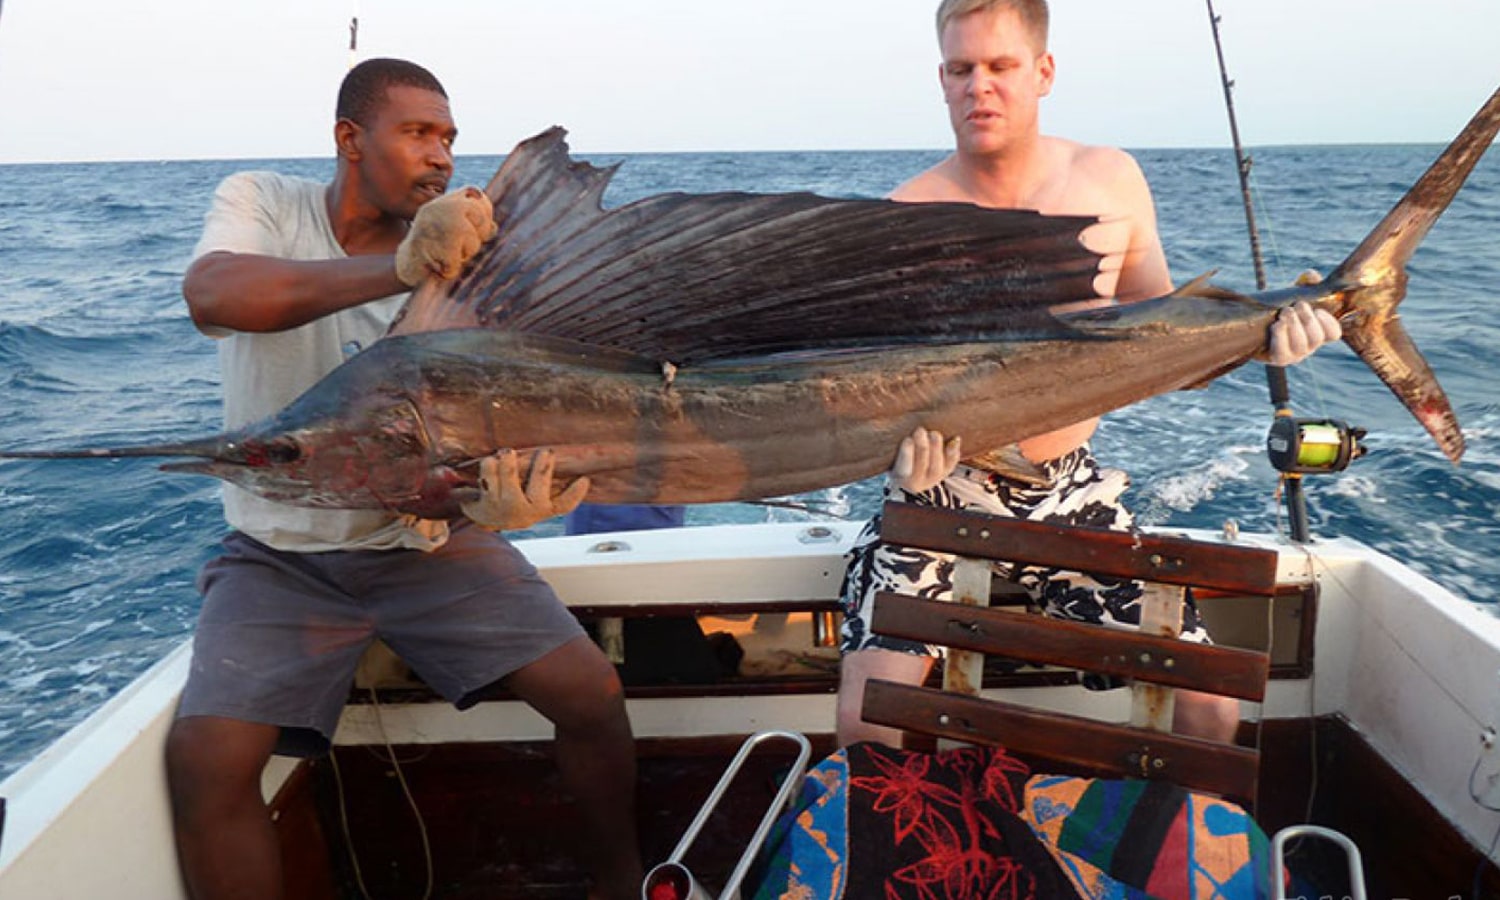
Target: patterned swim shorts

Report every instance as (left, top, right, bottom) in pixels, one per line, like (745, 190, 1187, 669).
(838, 444, 1211, 659)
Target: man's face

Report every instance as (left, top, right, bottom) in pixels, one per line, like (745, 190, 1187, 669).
(939, 7, 1054, 157)
(348, 84, 457, 220)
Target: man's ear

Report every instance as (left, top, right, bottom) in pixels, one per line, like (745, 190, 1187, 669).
(1036, 51, 1056, 98)
(334, 118, 363, 161)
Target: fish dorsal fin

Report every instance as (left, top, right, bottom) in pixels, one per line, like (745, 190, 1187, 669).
(388, 127, 1108, 362)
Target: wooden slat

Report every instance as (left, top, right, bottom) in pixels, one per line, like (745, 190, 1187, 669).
(872, 592, 1269, 701)
(878, 502, 1278, 595)
(862, 679, 1259, 801)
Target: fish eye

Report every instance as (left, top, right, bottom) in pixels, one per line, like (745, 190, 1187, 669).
(240, 437, 302, 467)
(267, 438, 302, 464)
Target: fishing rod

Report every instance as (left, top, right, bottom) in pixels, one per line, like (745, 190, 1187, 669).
(1203, 1, 1363, 544)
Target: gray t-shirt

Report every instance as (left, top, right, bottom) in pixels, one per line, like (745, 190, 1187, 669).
(192, 171, 446, 552)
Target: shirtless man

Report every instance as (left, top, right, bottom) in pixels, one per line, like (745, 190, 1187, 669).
(835, 0, 1341, 748)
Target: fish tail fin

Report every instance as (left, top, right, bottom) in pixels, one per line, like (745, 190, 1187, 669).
(1328, 85, 1500, 464)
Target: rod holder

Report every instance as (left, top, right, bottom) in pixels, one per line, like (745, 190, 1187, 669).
(1271, 824, 1367, 900)
(641, 730, 812, 900)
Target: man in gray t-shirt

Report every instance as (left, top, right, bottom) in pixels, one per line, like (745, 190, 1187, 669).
(169, 58, 642, 899)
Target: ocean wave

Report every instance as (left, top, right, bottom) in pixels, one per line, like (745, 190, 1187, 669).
(1133, 447, 1255, 522)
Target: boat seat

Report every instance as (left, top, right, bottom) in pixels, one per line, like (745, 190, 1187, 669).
(859, 500, 1276, 804)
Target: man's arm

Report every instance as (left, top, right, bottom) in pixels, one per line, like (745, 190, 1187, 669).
(1100, 150, 1174, 304)
(184, 184, 495, 335)
(184, 253, 407, 334)
(1102, 148, 1339, 364)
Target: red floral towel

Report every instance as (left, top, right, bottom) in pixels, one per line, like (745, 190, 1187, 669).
(841, 742, 1083, 900)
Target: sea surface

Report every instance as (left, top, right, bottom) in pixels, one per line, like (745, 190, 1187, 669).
(2, 142, 1498, 779)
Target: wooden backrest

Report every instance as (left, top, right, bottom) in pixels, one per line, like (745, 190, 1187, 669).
(860, 501, 1277, 802)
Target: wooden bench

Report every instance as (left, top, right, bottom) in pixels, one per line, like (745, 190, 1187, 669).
(859, 501, 1277, 804)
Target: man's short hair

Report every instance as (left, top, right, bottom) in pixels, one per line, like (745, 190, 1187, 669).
(336, 58, 447, 126)
(935, 0, 1049, 52)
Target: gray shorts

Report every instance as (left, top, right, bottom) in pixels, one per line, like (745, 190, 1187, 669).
(839, 445, 1211, 662)
(178, 524, 585, 756)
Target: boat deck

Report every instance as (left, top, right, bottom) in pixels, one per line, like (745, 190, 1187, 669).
(271, 700, 1500, 898)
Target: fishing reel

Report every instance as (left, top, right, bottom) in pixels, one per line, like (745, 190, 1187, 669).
(1266, 416, 1366, 474)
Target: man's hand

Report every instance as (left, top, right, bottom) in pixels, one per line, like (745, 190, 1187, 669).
(460, 449, 590, 531)
(888, 426, 961, 495)
(395, 187, 498, 286)
(1263, 300, 1342, 367)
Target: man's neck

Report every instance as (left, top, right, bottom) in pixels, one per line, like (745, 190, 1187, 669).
(952, 137, 1049, 209)
(325, 173, 407, 255)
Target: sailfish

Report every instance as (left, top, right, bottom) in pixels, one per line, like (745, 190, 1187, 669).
(4, 87, 1497, 519)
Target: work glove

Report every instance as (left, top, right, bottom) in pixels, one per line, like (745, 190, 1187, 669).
(460, 448, 591, 532)
(887, 426, 961, 495)
(395, 187, 498, 286)
(1263, 299, 1343, 367)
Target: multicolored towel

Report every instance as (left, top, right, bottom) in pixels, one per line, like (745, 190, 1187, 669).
(749, 746, 1274, 900)
(749, 742, 1082, 899)
(1020, 775, 1271, 899)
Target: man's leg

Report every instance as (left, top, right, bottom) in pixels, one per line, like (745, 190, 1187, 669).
(166, 715, 283, 900)
(836, 647, 936, 748)
(504, 634, 641, 900)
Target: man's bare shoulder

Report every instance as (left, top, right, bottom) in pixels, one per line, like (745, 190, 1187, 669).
(1037, 137, 1153, 217)
(1058, 140, 1148, 192)
(888, 156, 966, 203)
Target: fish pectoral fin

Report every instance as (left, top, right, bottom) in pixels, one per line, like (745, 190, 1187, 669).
(960, 444, 1051, 487)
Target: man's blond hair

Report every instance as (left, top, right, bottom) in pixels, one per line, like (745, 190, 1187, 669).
(935, 0, 1049, 52)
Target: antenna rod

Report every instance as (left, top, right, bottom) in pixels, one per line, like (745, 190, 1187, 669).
(1204, 0, 1311, 542)
(348, 2, 360, 69)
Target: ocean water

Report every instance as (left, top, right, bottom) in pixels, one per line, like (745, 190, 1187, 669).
(1, 141, 1498, 779)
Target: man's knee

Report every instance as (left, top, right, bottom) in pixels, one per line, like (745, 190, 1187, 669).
(511, 636, 630, 737)
(836, 648, 935, 745)
(166, 716, 277, 817)
(1173, 692, 1240, 743)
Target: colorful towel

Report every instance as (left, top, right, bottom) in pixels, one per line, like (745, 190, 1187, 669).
(1021, 775, 1271, 900)
(750, 743, 1083, 900)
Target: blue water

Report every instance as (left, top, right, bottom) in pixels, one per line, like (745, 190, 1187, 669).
(2, 142, 1498, 779)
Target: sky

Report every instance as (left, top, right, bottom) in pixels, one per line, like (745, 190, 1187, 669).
(0, 0, 1496, 164)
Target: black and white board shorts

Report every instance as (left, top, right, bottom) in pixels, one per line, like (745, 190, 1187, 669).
(838, 445, 1212, 663)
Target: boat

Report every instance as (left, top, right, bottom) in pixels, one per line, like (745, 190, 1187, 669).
(2, 514, 1498, 897)
(3, 6, 1496, 896)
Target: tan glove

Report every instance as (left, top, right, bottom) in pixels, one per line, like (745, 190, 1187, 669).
(394, 187, 498, 286)
(460, 448, 591, 531)
(887, 426, 961, 495)
(1262, 300, 1343, 367)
